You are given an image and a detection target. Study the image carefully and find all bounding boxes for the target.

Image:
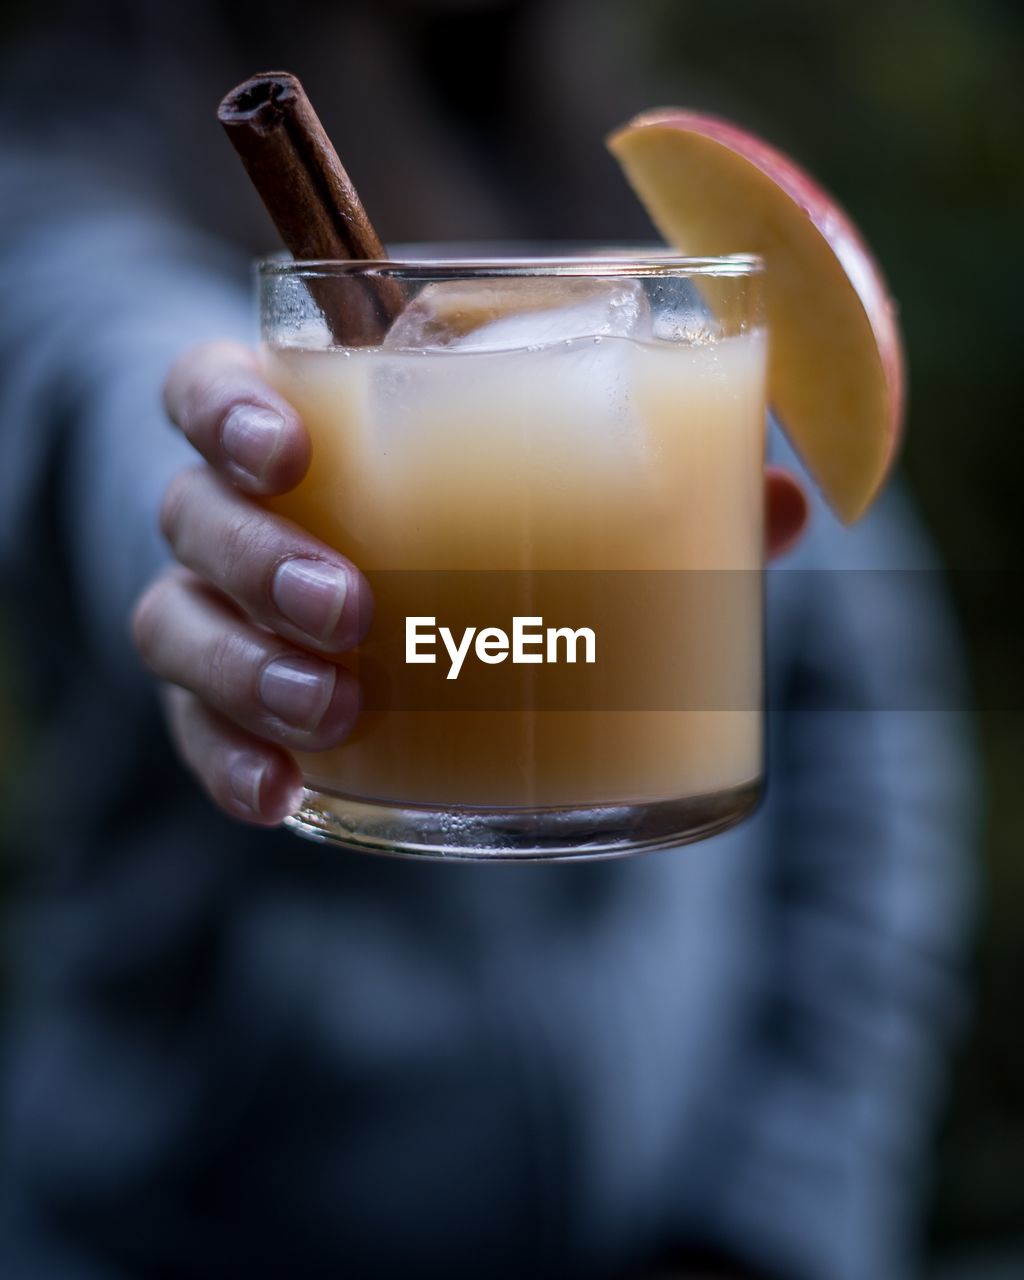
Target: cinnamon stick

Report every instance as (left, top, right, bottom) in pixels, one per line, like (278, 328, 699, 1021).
(218, 71, 403, 345)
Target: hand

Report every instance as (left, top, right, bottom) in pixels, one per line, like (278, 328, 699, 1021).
(132, 340, 809, 829)
(132, 341, 373, 826)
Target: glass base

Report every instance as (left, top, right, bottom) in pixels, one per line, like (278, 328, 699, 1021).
(283, 779, 762, 862)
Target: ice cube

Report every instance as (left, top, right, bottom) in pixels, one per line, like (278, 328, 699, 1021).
(648, 276, 723, 344)
(366, 322, 652, 549)
(382, 278, 650, 352)
(382, 282, 507, 350)
(370, 278, 657, 511)
(456, 278, 650, 351)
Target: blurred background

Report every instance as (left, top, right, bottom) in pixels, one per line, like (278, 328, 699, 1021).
(0, 0, 1021, 1272)
(615, 3, 1024, 1264)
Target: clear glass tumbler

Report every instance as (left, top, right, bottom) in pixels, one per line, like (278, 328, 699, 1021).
(259, 247, 766, 860)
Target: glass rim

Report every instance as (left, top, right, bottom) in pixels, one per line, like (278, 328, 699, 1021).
(256, 244, 763, 280)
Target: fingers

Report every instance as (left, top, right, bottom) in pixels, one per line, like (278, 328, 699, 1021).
(160, 467, 373, 655)
(765, 467, 809, 559)
(163, 340, 311, 495)
(163, 685, 305, 826)
(154, 337, 359, 829)
(133, 570, 360, 751)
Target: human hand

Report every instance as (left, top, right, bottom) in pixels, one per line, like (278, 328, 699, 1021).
(131, 341, 372, 826)
(132, 340, 808, 829)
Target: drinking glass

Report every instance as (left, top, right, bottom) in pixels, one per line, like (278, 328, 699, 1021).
(259, 246, 766, 860)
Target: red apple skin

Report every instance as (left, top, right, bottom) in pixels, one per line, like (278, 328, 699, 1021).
(611, 110, 906, 521)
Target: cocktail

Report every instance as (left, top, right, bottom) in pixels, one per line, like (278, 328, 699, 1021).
(212, 74, 902, 859)
(260, 251, 766, 856)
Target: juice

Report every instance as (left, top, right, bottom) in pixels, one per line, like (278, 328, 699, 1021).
(263, 324, 766, 811)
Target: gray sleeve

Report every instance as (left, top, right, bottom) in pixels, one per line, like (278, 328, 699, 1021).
(0, 147, 252, 690)
(677, 450, 978, 1280)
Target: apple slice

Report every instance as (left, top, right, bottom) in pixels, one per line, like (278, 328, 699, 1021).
(608, 110, 904, 523)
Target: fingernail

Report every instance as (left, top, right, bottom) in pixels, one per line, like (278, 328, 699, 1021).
(272, 559, 348, 642)
(221, 405, 284, 481)
(259, 656, 335, 731)
(229, 751, 267, 813)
